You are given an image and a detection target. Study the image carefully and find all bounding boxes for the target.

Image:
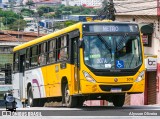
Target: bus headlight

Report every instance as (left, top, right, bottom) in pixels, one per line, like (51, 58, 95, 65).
(135, 71, 145, 82)
(83, 71, 96, 83)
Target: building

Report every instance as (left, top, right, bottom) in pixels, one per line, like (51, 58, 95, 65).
(0, 0, 8, 9)
(114, 0, 160, 105)
(62, 0, 103, 8)
(0, 30, 46, 69)
(23, 0, 61, 6)
(0, 0, 22, 9)
(67, 15, 98, 21)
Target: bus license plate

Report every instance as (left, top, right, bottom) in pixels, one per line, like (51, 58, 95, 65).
(111, 88, 122, 92)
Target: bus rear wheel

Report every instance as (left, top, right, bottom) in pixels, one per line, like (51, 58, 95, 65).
(27, 86, 37, 107)
(64, 84, 77, 108)
(112, 94, 125, 107)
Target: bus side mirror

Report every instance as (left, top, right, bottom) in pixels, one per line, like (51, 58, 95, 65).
(78, 40, 84, 48)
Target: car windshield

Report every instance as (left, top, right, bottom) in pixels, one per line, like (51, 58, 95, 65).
(83, 35, 142, 69)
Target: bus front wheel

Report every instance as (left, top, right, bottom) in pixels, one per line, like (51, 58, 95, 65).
(64, 84, 77, 107)
(112, 94, 125, 107)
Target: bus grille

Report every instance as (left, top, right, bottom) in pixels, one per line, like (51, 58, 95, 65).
(99, 84, 132, 91)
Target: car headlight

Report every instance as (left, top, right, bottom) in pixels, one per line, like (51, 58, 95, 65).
(83, 71, 96, 83)
(135, 71, 145, 82)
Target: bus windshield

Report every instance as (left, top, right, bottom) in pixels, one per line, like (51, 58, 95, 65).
(83, 34, 142, 69)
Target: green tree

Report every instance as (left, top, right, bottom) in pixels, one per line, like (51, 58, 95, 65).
(0, 10, 21, 25)
(53, 22, 65, 30)
(54, 9, 62, 18)
(43, 13, 55, 18)
(37, 6, 54, 17)
(72, 6, 81, 13)
(26, 0, 35, 9)
(21, 8, 34, 16)
(9, 19, 27, 31)
(53, 20, 78, 30)
(36, 5, 99, 19)
(98, 0, 115, 20)
(64, 20, 78, 27)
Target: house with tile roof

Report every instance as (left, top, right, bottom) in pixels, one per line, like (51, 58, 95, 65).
(0, 30, 46, 68)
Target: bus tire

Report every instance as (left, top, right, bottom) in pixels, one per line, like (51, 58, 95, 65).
(27, 86, 37, 107)
(64, 84, 77, 108)
(112, 94, 125, 107)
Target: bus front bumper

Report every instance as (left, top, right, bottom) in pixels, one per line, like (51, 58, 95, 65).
(80, 79, 145, 94)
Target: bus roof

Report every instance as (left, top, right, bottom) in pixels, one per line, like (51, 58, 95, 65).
(13, 21, 138, 52)
(82, 21, 138, 25)
(13, 22, 82, 52)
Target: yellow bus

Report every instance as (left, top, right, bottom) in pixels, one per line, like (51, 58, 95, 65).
(12, 20, 145, 107)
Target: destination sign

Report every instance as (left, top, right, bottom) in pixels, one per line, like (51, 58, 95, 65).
(83, 24, 139, 33)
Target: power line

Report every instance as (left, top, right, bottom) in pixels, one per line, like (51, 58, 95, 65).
(114, 3, 156, 21)
(3, 0, 55, 9)
(116, 6, 157, 13)
(114, 3, 157, 21)
(114, 0, 155, 5)
(114, 3, 156, 32)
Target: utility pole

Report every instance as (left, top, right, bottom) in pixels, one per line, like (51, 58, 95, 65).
(35, 12, 40, 37)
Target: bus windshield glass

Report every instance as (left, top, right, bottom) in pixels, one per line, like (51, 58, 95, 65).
(83, 35, 142, 69)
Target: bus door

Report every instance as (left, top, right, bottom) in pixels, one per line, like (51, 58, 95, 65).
(70, 30, 80, 93)
(19, 54, 25, 100)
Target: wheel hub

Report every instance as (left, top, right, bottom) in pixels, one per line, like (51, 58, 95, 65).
(29, 96, 33, 105)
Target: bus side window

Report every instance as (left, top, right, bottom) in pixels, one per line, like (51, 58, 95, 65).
(25, 48, 30, 69)
(38, 43, 47, 66)
(31, 45, 38, 67)
(57, 37, 61, 60)
(58, 35, 69, 61)
(48, 39, 56, 64)
(13, 52, 19, 72)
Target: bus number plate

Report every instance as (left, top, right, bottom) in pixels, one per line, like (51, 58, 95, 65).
(110, 88, 122, 92)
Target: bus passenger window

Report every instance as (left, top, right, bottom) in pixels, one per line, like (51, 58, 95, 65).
(38, 43, 47, 65)
(25, 48, 30, 69)
(60, 48, 68, 60)
(48, 40, 56, 63)
(58, 36, 69, 61)
(13, 53, 19, 72)
(31, 46, 38, 67)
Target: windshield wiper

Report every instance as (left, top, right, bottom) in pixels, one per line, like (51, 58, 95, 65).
(97, 34, 111, 51)
(116, 33, 128, 51)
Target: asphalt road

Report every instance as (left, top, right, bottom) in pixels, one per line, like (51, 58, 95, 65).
(0, 105, 160, 117)
(1, 99, 160, 118)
